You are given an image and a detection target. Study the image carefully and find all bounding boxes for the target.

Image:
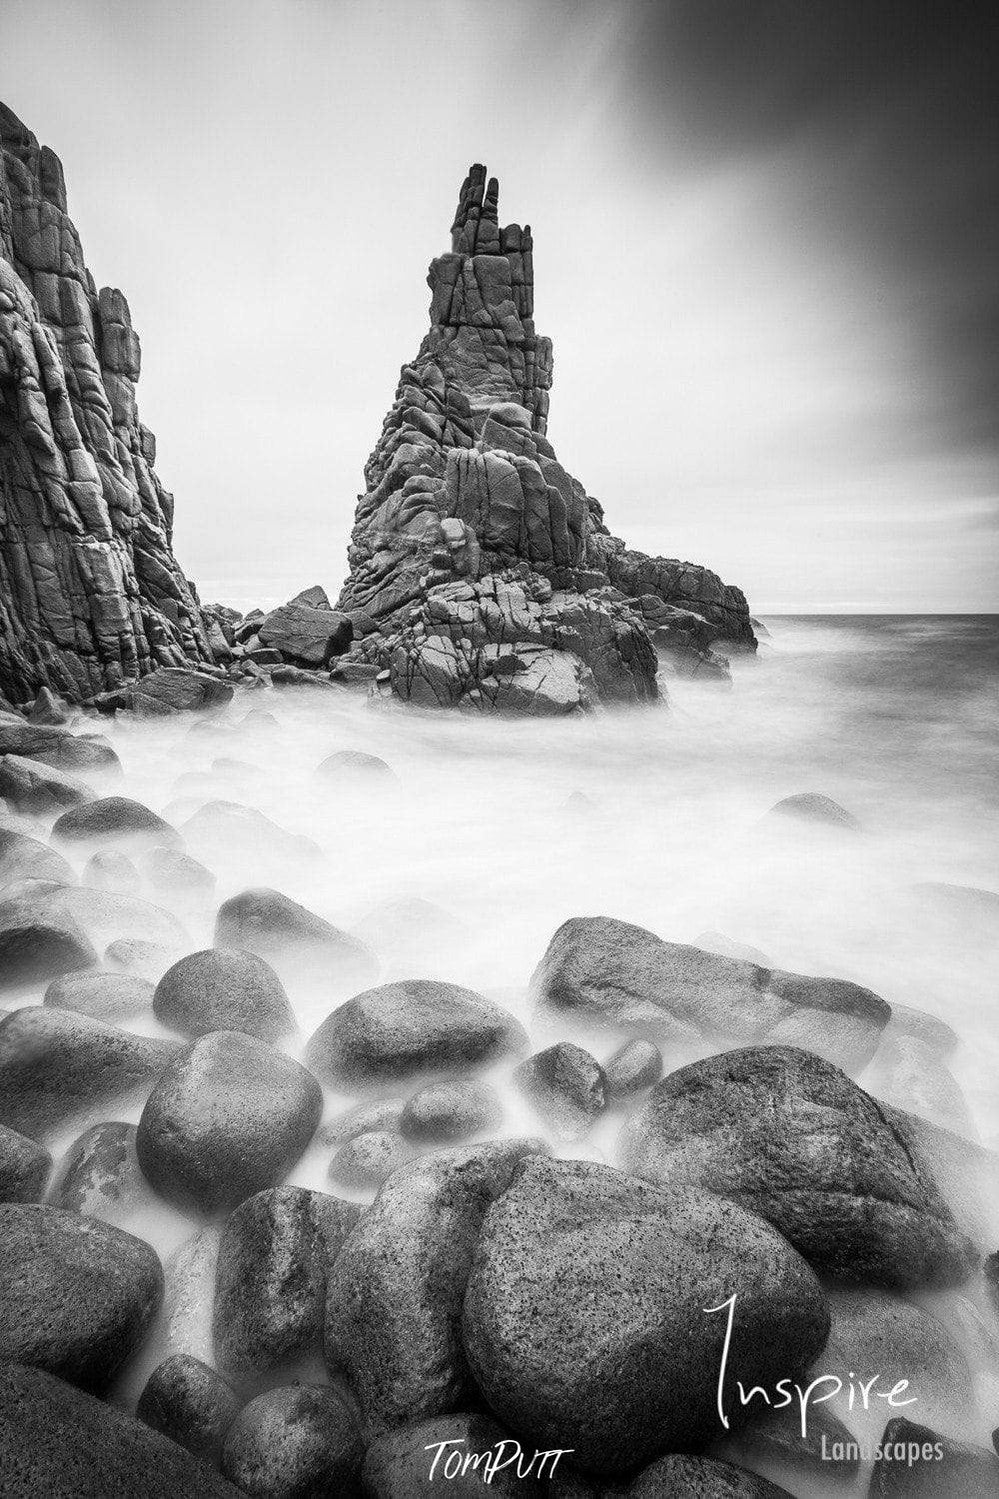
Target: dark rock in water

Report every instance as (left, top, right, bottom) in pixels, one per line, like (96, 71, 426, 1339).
(362, 1412, 543, 1496)
(221, 1384, 364, 1498)
(628, 1454, 793, 1496)
(258, 601, 353, 665)
(0, 1122, 50, 1201)
(400, 1080, 502, 1143)
(0, 1362, 240, 1497)
(136, 1030, 322, 1214)
(326, 1139, 547, 1433)
(532, 916, 890, 1070)
(83, 848, 141, 893)
(47, 1120, 152, 1224)
(0, 753, 93, 814)
(514, 1043, 607, 1139)
(0, 712, 120, 772)
(0, 105, 216, 703)
(0, 903, 96, 987)
(306, 979, 526, 1086)
(461, 1155, 828, 1476)
(333, 165, 752, 714)
(213, 1186, 359, 1378)
(0, 1202, 162, 1389)
(51, 795, 178, 848)
(44, 968, 154, 1021)
(318, 748, 396, 780)
(766, 793, 861, 832)
(154, 948, 295, 1042)
(144, 845, 216, 898)
(0, 826, 74, 887)
(328, 1129, 412, 1192)
(869, 1417, 999, 1496)
(320, 1098, 407, 1149)
(623, 1045, 977, 1289)
(603, 1039, 663, 1098)
(215, 886, 377, 990)
(0, 1005, 174, 1137)
(861, 1031, 976, 1139)
(137, 1353, 238, 1466)
(130, 667, 233, 717)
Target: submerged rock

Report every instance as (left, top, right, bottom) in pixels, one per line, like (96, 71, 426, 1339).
(0, 752, 93, 814)
(47, 1120, 153, 1225)
(623, 1045, 977, 1289)
(328, 1129, 412, 1191)
(214, 886, 378, 990)
(869, 1417, 999, 1496)
(44, 968, 155, 1021)
(603, 1038, 663, 1098)
(0, 826, 74, 888)
(400, 1080, 502, 1143)
(513, 1043, 607, 1139)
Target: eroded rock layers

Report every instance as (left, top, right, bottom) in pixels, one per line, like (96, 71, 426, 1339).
(0, 103, 212, 703)
(337, 163, 755, 711)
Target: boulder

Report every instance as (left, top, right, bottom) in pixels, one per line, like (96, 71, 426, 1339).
(162, 1228, 221, 1363)
(137, 1354, 238, 1466)
(461, 1155, 829, 1475)
(215, 886, 378, 990)
(603, 1039, 663, 1098)
(513, 1043, 607, 1139)
(766, 793, 861, 831)
(258, 602, 353, 665)
(51, 795, 178, 849)
(180, 800, 321, 869)
(318, 749, 396, 781)
(0, 902, 96, 988)
(153, 948, 295, 1042)
(0, 1203, 162, 1389)
(306, 979, 526, 1087)
(213, 1186, 359, 1377)
(131, 668, 233, 717)
(0, 754, 93, 814)
(47, 1121, 153, 1225)
(136, 1031, 323, 1214)
(0, 1363, 240, 1498)
(44, 968, 154, 1021)
(623, 1045, 977, 1289)
(861, 1032, 976, 1139)
(0, 1123, 50, 1202)
(2, 879, 188, 953)
(0, 827, 74, 888)
(362, 1412, 545, 1496)
(0, 1006, 175, 1138)
(144, 846, 216, 898)
(82, 849, 140, 893)
(0, 715, 120, 773)
(105, 935, 175, 981)
(627, 1454, 793, 1497)
(400, 1080, 502, 1143)
(325, 1140, 547, 1434)
(329, 1130, 412, 1192)
(868, 1417, 999, 1496)
(320, 1098, 407, 1149)
(221, 1384, 363, 1497)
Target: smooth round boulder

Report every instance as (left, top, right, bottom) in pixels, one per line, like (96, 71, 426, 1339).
(137, 1354, 238, 1466)
(105, 935, 174, 980)
(48, 1121, 153, 1225)
(461, 1155, 830, 1476)
(0, 1363, 240, 1498)
(0, 753, 93, 815)
(83, 849, 140, 893)
(213, 1186, 359, 1377)
(623, 1045, 977, 1290)
(0, 899, 96, 989)
(145, 846, 216, 898)
(51, 796, 179, 848)
(0, 1006, 175, 1139)
(44, 968, 155, 1022)
(0, 1123, 50, 1202)
(0, 827, 74, 887)
(362, 1413, 544, 1496)
(514, 1043, 606, 1139)
(628, 1454, 793, 1497)
(305, 979, 526, 1087)
(136, 1031, 323, 1214)
(214, 885, 378, 991)
(221, 1384, 363, 1498)
(766, 792, 861, 831)
(603, 1038, 663, 1098)
(320, 1097, 406, 1149)
(317, 748, 395, 781)
(400, 1080, 502, 1143)
(328, 1129, 411, 1192)
(0, 1203, 163, 1390)
(154, 948, 295, 1042)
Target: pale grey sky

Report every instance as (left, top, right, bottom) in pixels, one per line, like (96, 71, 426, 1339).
(3, 0, 996, 611)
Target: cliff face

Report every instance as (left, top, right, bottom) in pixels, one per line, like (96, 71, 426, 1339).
(0, 102, 212, 704)
(337, 165, 754, 712)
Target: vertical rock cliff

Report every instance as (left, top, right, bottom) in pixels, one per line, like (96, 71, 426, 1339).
(337, 164, 754, 713)
(0, 102, 212, 704)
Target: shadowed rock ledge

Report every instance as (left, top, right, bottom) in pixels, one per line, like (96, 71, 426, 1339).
(336, 162, 755, 712)
(0, 102, 213, 704)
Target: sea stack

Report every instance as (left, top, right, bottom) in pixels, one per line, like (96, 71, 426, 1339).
(336, 163, 755, 713)
(0, 103, 212, 703)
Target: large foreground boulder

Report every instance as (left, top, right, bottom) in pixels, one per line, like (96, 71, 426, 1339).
(136, 1031, 323, 1214)
(623, 1046, 977, 1288)
(0, 1204, 162, 1389)
(461, 1155, 829, 1475)
(0, 1362, 239, 1497)
(306, 979, 526, 1086)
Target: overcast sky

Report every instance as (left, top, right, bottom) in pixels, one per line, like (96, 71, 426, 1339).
(2, 0, 996, 610)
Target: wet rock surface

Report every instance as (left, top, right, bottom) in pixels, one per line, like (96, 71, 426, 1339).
(0, 1202, 163, 1389)
(137, 1030, 323, 1214)
(47, 1119, 152, 1224)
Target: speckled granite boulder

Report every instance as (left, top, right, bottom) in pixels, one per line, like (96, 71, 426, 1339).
(137, 1354, 238, 1466)
(221, 1384, 364, 1498)
(0, 1123, 50, 1201)
(154, 948, 295, 1042)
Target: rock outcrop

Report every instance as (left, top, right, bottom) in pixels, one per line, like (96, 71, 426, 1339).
(336, 163, 754, 711)
(0, 102, 212, 703)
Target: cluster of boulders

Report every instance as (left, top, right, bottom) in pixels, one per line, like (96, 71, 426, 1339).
(2, 702, 998, 1496)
